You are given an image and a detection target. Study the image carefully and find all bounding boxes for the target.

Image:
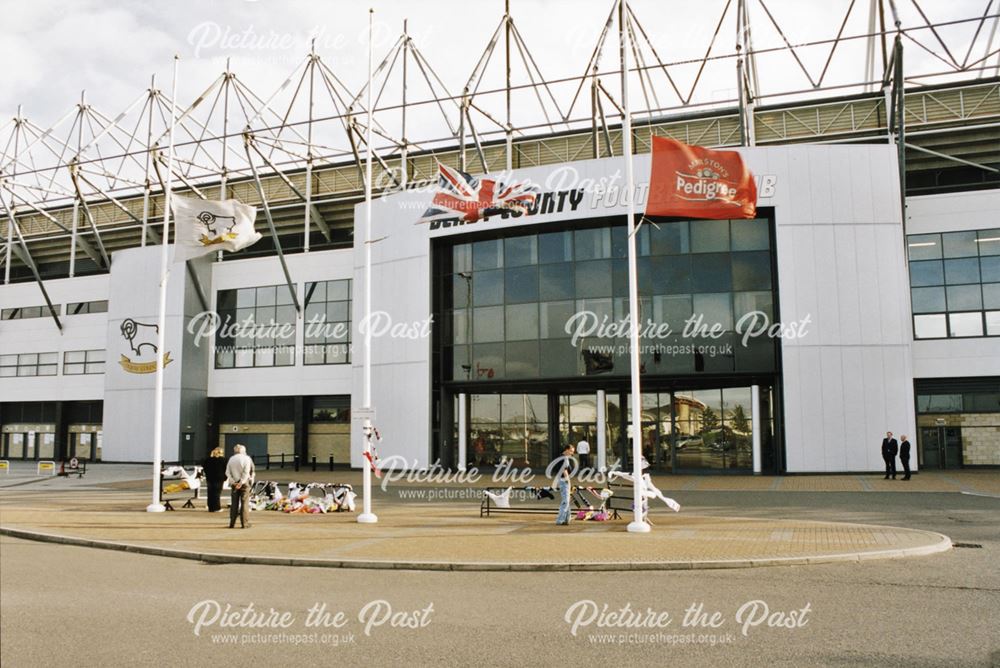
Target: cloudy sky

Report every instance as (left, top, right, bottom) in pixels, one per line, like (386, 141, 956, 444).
(1, 0, 994, 160)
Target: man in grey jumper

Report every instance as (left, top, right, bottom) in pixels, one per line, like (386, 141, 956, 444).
(226, 444, 255, 528)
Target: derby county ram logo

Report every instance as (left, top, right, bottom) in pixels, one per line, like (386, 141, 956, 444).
(119, 318, 172, 374)
(197, 210, 239, 246)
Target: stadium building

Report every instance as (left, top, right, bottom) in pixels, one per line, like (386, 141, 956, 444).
(1, 2, 998, 473)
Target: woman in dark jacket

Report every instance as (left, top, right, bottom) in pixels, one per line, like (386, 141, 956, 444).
(202, 447, 227, 512)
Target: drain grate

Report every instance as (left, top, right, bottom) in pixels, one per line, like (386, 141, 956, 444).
(952, 542, 983, 548)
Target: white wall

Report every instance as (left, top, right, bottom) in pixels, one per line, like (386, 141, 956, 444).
(0, 274, 108, 402)
(907, 189, 1000, 379)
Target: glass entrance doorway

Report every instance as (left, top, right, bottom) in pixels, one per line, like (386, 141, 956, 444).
(919, 426, 963, 469)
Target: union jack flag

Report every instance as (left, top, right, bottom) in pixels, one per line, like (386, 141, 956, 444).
(419, 163, 538, 224)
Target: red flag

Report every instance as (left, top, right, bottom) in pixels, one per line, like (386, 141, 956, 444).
(645, 136, 757, 219)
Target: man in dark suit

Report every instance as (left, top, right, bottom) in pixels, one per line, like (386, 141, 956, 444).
(899, 435, 912, 480)
(881, 431, 898, 480)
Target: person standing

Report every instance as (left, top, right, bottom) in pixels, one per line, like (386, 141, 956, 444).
(576, 437, 591, 471)
(555, 443, 576, 525)
(899, 435, 912, 480)
(226, 444, 255, 528)
(881, 431, 898, 480)
(201, 447, 227, 512)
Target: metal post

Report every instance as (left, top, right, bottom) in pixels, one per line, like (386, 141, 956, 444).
(751, 384, 761, 474)
(305, 42, 315, 253)
(358, 8, 378, 524)
(401, 19, 409, 189)
(458, 89, 468, 173)
(147, 55, 179, 514)
(505, 0, 513, 171)
(597, 389, 607, 472)
(69, 200, 78, 277)
(141, 75, 155, 248)
(458, 392, 467, 472)
(620, 0, 649, 533)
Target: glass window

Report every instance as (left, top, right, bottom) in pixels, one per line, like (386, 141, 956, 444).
(911, 287, 946, 313)
(504, 236, 537, 266)
(734, 291, 773, 323)
(691, 219, 729, 253)
(977, 229, 1000, 256)
(730, 219, 769, 251)
(471, 343, 504, 380)
(473, 306, 505, 343)
(473, 239, 503, 270)
(505, 266, 538, 303)
(913, 314, 947, 339)
(217, 284, 299, 368)
(540, 301, 576, 339)
(453, 245, 472, 274)
(653, 295, 693, 330)
(539, 263, 575, 300)
(980, 257, 1000, 283)
(692, 293, 733, 331)
(505, 304, 539, 341)
(641, 255, 691, 295)
(946, 285, 982, 311)
(692, 253, 732, 293)
(916, 394, 962, 412)
(649, 221, 690, 255)
(948, 312, 983, 337)
(944, 258, 980, 285)
(538, 231, 572, 263)
(731, 252, 771, 291)
(942, 230, 979, 258)
(574, 228, 611, 260)
(985, 311, 1000, 335)
(505, 341, 540, 378)
(907, 234, 941, 260)
(539, 339, 579, 376)
(985, 284, 1000, 310)
(575, 260, 613, 298)
(472, 270, 504, 306)
(909, 260, 944, 287)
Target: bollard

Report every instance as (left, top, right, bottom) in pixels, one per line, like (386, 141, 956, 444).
(328, 455, 334, 472)
(311, 456, 316, 472)
(265, 454, 270, 470)
(294, 454, 300, 472)
(281, 453, 285, 469)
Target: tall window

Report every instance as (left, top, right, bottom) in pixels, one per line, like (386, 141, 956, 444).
(64, 350, 106, 375)
(0, 353, 58, 377)
(439, 217, 776, 381)
(304, 279, 352, 365)
(908, 228, 1000, 338)
(215, 285, 297, 368)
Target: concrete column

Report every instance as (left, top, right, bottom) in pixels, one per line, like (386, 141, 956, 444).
(752, 384, 762, 474)
(457, 392, 467, 472)
(596, 389, 607, 472)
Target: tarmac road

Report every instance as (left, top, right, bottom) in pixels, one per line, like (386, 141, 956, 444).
(2, 490, 999, 667)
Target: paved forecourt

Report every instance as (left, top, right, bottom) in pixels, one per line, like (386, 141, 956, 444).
(0, 483, 952, 571)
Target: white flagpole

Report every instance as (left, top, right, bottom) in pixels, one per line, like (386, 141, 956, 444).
(357, 8, 378, 524)
(621, 0, 649, 533)
(147, 55, 179, 513)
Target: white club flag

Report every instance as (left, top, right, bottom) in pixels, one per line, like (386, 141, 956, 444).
(171, 195, 261, 263)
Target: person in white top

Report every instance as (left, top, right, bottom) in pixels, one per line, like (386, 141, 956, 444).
(576, 438, 591, 471)
(225, 444, 256, 529)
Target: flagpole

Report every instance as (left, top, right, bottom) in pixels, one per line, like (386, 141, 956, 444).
(620, 0, 649, 533)
(147, 55, 179, 513)
(357, 8, 378, 524)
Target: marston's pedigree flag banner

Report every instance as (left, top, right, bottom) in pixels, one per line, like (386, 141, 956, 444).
(645, 136, 757, 219)
(171, 196, 262, 263)
(419, 162, 539, 224)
